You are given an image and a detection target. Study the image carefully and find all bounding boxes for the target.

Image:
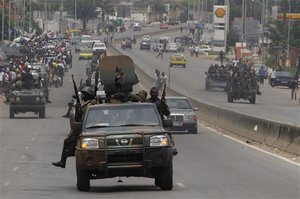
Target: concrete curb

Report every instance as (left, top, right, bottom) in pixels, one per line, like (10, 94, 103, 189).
(109, 35, 300, 156)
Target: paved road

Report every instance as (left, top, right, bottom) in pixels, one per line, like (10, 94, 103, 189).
(0, 42, 299, 199)
(112, 30, 300, 127)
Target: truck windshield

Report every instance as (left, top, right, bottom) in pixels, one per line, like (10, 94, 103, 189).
(84, 105, 160, 129)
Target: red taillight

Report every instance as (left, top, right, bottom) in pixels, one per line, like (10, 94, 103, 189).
(192, 115, 197, 121)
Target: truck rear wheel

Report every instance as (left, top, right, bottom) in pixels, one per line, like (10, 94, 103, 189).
(76, 171, 90, 192)
(249, 94, 256, 104)
(39, 108, 45, 118)
(227, 94, 233, 102)
(205, 81, 210, 90)
(158, 162, 173, 190)
(9, 108, 14, 119)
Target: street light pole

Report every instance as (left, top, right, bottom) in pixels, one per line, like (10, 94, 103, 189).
(287, 0, 291, 67)
(2, 0, 4, 44)
(29, 0, 32, 33)
(75, 0, 77, 21)
(8, 0, 11, 41)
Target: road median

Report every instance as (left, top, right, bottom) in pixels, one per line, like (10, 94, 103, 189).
(108, 35, 300, 156)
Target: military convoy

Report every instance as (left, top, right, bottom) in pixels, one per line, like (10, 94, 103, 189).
(72, 55, 176, 191)
(205, 64, 261, 104)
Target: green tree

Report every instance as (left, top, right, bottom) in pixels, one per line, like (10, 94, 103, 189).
(149, 0, 167, 22)
(64, 0, 115, 31)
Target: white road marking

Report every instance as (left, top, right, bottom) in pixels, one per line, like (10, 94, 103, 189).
(13, 167, 18, 171)
(176, 183, 185, 188)
(205, 126, 300, 167)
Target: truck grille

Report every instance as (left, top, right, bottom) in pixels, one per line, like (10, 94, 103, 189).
(169, 115, 184, 121)
(107, 153, 143, 164)
(106, 137, 143, 146)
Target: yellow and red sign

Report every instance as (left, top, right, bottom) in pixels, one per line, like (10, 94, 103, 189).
(277, 13, 300, 20)
(215, 8, 225, 18)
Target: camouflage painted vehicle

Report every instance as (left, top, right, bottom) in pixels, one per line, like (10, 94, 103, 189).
(73, 55, 175, 191)
(205, 72, 229, 91)
(9, 88, 46, 118)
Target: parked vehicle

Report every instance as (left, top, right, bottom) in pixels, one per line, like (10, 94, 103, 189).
(270, 71, 293, 88)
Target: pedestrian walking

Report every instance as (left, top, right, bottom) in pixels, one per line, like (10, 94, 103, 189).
(290, 78, 298, 100)
(153, 69, 162, 90)
(155, 48, 163, 59)
(220, 50, 224, 65)
(160, 72, 168, 92)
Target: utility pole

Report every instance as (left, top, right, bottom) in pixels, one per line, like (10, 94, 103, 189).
(287, 0, 291, 67)
(2, 0, 4, 44)
(9, 0, 11, 41)
(29, 0, 32, 33)
(14, 1, 16, 39)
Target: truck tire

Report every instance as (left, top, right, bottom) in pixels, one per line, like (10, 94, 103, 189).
(249, 94, 256, 104)
(9, 108, 14, 119)
(39, 108, 45, 118)
(227, 94, 233, 103)
(76, 171, 90, 192)
(158, 162, 173, 190)
(205, 80, 209, 90)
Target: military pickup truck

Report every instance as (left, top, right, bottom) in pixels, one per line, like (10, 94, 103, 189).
(74, 103, 174, 191)
(9, 88, 46, 118)
(71, 55, 175, 191)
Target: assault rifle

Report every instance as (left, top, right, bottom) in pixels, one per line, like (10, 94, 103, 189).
(161, 84, 167, 102)
(71, 75, 83, 120)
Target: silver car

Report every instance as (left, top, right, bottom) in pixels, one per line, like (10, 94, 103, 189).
(165, 96, 198, 134)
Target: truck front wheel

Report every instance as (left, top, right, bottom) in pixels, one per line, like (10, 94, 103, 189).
(158, 162, 173, 190)
(9, 108, 14, 119)
(76, 171, 90, 192)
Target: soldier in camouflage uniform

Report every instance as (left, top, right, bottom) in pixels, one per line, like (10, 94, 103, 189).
(52, 86, 96, 168)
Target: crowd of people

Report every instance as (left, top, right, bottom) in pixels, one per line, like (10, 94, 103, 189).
(0, 31, 73, 103)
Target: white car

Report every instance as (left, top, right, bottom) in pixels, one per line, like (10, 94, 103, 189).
(196, 45, 212, 52)
(132, 22, 141, 31)
(166, 42, 179, 52)
(92, 42, 107, 55)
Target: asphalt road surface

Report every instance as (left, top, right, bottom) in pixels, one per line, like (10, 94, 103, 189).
(113, 30, 300, 127)
(0, 43, 299, 199)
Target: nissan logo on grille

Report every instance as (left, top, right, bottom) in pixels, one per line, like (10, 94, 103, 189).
(119, 138, 129, 145)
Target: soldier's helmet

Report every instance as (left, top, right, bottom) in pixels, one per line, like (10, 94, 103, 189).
(81, 86, 94, 97)
(137, 90, 148, 102)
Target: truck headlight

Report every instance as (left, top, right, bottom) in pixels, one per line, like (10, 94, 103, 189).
(150, 135, 169, 147)
(16, 97, 20, 102)
(81, 138, 99, 149)
(36, 97, 40, 101)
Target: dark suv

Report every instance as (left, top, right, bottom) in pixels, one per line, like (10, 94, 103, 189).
(9, 88, 46, 118)
(75, 103, 174, 191)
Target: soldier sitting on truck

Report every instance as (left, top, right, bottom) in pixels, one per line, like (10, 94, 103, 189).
(52, 86, 96, 168)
